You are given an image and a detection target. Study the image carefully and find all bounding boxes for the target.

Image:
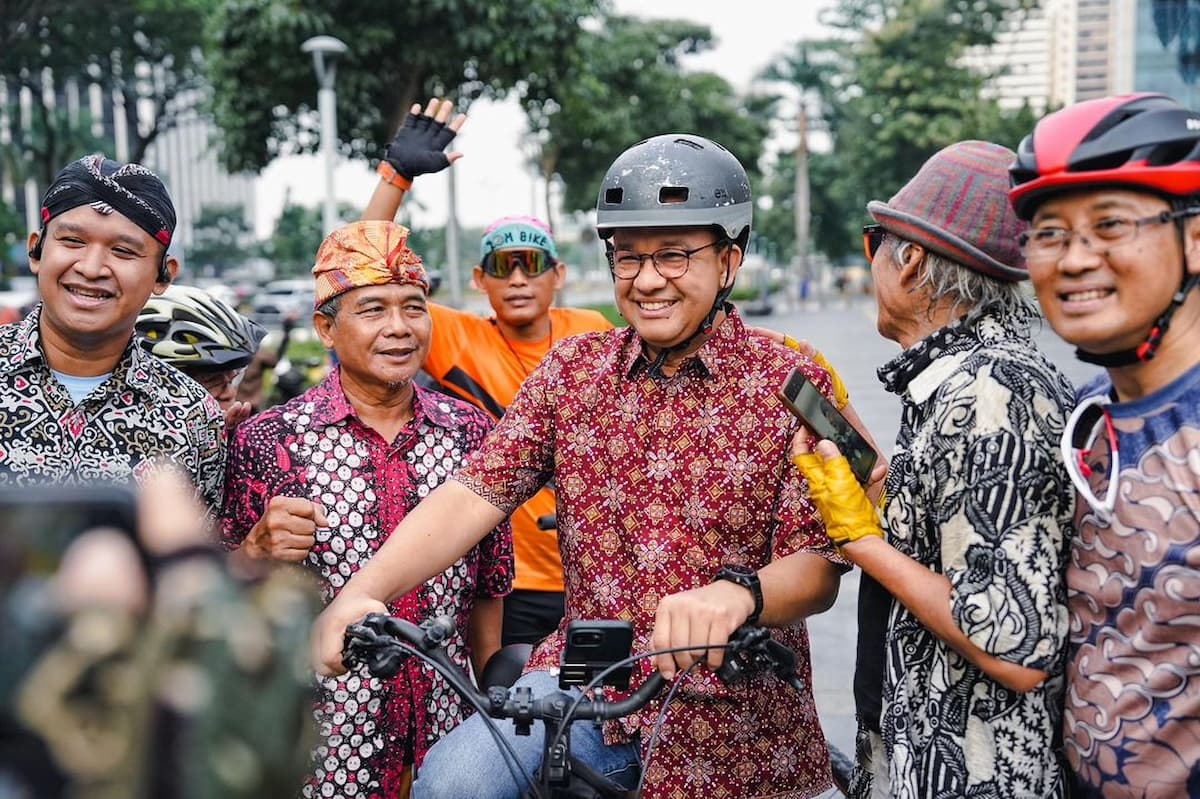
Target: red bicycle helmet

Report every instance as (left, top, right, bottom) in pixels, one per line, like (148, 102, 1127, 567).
(1009, 93, 1200, 219)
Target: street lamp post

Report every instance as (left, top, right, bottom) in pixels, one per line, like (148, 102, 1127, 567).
(301, 35, 349, 235)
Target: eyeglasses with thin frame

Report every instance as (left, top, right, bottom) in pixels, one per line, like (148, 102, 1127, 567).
(193, 368, 243, 395)
(1061, 394, 1119, 520)
(862, 224, 887, 261)
(607, 239, 726, 280)
(1018, 208, 1195, 262)
(480, 249, 557, 279)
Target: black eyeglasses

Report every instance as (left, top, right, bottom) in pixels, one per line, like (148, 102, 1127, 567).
(608, 239, 725, 280)
(480, 249, 557, 279)
(862, 224, 887, 261)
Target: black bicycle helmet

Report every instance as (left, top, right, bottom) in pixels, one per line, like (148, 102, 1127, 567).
(136, 285, 266, 370)
(595, 134, 752, 375)
(596, 134, 752, 244)
(1009, 93, 1200, 366)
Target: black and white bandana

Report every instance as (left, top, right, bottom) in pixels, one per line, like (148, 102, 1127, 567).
(40, 154, 175, 249)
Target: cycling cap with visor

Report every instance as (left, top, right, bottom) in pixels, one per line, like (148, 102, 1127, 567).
(1009, 92, 1200, 365)
(136, 284, 266, 371)
(595, 133, 752, 375)
(479, 216, 558, 279)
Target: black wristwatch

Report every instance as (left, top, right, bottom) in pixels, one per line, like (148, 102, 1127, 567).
(714, 564, 763, 626)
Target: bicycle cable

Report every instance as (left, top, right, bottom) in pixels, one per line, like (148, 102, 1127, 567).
(549, 640, 750, 787)
(343, 624, 546, 799)
(635, 661, 700, 796)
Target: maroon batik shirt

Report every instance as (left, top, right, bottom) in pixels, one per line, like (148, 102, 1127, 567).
(221, 368, 512, 798)
(456, 310, 846, 799)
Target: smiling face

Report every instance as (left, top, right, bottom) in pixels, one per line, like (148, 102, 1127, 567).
(314, 283, 431, 394)
(609, 226, 741, 355)
(1026, 188, 1192, 356)
(29, 205, 172, 355)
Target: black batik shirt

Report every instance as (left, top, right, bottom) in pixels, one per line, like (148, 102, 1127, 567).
(0, 304, 225, 509)
(873, 304, 1076, 799)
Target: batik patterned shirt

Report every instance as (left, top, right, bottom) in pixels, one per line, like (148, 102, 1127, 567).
(1065, 362, 1200, 798)
(455, 310, 846, 799)
(873, 304, 1075, 799)
(221, 370, 513, 798)
(0, 304, 225, 508)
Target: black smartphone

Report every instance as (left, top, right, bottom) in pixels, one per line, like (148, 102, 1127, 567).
(778, 367, 878, 485)
(559, 620, 634, 690)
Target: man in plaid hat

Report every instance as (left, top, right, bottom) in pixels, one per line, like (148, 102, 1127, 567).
(791, 141, 1077, 798)
(220, 220, 513, 797)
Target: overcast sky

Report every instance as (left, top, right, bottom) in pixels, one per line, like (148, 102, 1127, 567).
(254, 1, 830, 237)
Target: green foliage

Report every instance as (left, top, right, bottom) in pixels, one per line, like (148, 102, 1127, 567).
(761, 0, 1041, 262)
(263, 204, 321, 275)
(205, 0, 602, 174)
(522, 14, 777, 214)
(0, 0, 212, 184)
(189, 204, 254, 272)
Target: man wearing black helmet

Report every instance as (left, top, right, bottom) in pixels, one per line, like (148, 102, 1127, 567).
(311, 133, 849, 798)
(1009, 93, 1200, 798)
(0, 155, 225, 509)
(135, 284, 267, 429)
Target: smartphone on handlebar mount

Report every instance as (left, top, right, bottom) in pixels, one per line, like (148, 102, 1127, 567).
(559, 620, 633, 690)
(778, 367, 878, 486)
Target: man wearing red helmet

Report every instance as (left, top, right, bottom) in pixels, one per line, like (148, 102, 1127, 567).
(1009, 92, 1200, 798)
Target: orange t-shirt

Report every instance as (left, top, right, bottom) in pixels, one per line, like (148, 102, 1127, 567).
(426, 304, 613, 592)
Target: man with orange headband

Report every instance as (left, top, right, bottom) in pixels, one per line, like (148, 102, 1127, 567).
(220, 220, 512, 797)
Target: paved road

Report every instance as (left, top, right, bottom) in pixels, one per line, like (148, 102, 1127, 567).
(748, 296, 1100, 764)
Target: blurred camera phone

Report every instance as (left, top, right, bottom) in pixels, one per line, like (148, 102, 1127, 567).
(778, 367, 878, 485)
(559, 620, 634, 690)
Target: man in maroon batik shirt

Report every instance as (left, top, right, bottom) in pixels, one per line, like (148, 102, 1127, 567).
(222, 221, 512, 798)
(313, 135, 847, 798)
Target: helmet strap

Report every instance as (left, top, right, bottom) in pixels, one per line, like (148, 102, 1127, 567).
(647, 262, 735, 378)
(1075, 267, 1200, 367)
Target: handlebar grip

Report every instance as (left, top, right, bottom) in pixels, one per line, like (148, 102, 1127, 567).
(590, 671, 666, 720)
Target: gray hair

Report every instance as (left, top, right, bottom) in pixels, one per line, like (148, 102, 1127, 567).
(893, 239, 1033, 319)
(316, 295, 341, 322)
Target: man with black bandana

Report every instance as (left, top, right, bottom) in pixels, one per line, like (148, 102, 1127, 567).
(0, 154, 225, 509)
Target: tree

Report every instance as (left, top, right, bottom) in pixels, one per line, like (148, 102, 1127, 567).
(0, 198, 24, 283)
(521, 15, 777, 220)
(0, 0, 212, 186)
(189, 203, 254, 273)
(760, 0, 1040, 263)
(205, 0, 602, 174)
(261, 200, 359, 276)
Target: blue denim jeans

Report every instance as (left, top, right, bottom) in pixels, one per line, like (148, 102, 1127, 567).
(412, 670, 641, 799)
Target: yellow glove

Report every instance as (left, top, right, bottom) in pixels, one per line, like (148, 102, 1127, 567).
(792, 451, 883, 546)
(781, 336, 850, 410)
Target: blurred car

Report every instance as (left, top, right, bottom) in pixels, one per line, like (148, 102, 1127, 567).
(250, 279, 314, 329)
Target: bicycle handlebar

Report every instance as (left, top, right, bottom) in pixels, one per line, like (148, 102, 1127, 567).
(343, 613, 797, 724)
(341, 614, 842, 797)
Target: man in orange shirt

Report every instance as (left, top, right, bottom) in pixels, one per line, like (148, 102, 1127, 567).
(362, 101, 611, 646)
(422, 217, 611, 645)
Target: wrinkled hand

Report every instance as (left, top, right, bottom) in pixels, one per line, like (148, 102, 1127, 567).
(242, 496, 327, 562)
(223, 400, 253, 431)
(384, 97, 466, 180)
(791, 431, 883, 546)
(312, 590, 389, 676)
(651, 580, 756, 679)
